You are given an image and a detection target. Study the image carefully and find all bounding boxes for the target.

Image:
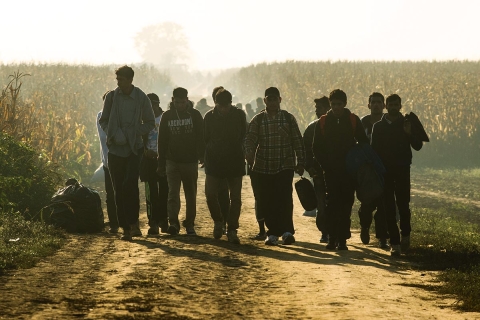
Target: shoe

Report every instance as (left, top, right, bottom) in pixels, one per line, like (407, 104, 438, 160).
(360, 227, 370, 244)
(282, 232, 295, 245)
(213, 221, 224, 239)
(265, 235, 279, 246)
(167, 225, 179, 235)
(400, 235, 411, 252)
(147, 223, 159, 235)
(186, 226, 196, 236)
(131, 222, 142, 237)
(121, 228, 132, 241)
(337, 239, 348, 251)
(159, 221, 169, 233)
(109, 227, 119, 234)
(379, 238, 390, 249)
(319, 234, 329, 243)
(391, 244, 401, 256)
(326, 239, 337, 250)
(227, 230, 240, 244)
(253, 232, 266, 240)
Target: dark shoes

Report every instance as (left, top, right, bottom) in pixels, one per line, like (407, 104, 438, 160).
(326, 239, 337, 250)
(167, 225, 179, 235)
(400, 235, 411, 252)
(253, 232, 266, 241)
(379, 238, 390, 249)
(282, 232, 296, 245)
(360, 227, 370, 245)
(147, 223, 160, 236)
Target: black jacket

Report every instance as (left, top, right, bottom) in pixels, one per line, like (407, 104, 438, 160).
(303, 119, 322, 174)
(371, 113, 423, 168)
(204, 106, 246, 178)
(313, 108, 369, 172)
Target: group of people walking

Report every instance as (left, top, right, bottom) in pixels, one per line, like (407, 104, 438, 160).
(97, 65, 423, 256)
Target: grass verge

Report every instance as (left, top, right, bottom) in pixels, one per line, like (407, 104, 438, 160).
(0, 210, 66, 275)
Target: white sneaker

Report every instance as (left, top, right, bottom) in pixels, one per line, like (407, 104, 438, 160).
(282, 232, 295, 245)
(265, 235, 278, 246)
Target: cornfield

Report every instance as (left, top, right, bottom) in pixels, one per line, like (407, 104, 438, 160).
(0, 64, 172, 180)
(222, 61, 480, 167)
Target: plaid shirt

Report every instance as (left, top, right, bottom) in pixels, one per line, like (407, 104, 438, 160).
(244, 110, 305, 174)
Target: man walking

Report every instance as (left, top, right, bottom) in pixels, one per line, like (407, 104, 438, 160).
(371, 94, 423, 256)
(157, 87, 204, 236)
(204, 89, 246, 244)
(245, 87, 305, 246)
(99, 65, 155, 241)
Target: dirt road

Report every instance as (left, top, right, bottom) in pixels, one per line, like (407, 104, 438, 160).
(1, 171, 478, 319)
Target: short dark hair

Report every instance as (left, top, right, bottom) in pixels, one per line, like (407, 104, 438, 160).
(147, 93, 160, 103)
(115, 65, 134, 79)
(314, 96, 330, 109)
(265, 87, 280, 97)
(215, 89, 233, 105)
(369, 92, 385, 104)
(386, 94, 401, 105)
(173, 87, 188, 99)
(329, 89, 347, 104)
(212, 86, 224, 102)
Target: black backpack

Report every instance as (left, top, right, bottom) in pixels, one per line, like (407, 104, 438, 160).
(295, 177, 317, 211)
(40, 178, 104, 233)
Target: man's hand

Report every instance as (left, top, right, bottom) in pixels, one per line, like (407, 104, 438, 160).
(295, 165, 305, 176)
(156, 165, 166, 177)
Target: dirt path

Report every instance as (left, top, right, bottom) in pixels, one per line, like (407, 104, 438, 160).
(1, 171, 479, 319)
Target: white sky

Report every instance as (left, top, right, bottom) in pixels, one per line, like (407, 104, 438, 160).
(1, 0, 479, 70)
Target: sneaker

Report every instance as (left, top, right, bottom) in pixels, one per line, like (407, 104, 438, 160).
(253, 232, 266, 240)
(265, 235, 279, 246)
(159, 221, 169, 233)
(121, 228, 132, 241)
(282, 232, 296, 245)
(400, 235, 411, 252)
(319, 234, 329, 243)
(213, 221, 224, 239)
(227, 230, 240, 244)
(360, 227, 370, 244)
(337, 239, 348, 251)
(131, 222, 142, 237)
(167, 225, 179, 235)
(147, 223, 159, 235)
(379, 238, 390, 249)
(186, 226, 196, 236)
(391, 244, 401, 256)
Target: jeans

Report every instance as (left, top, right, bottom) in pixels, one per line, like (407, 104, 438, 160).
(250, 170, 295, 237)
(205, 175, 243, 231)
(166, 160, 198, 229)
(108, 150, 142, 229)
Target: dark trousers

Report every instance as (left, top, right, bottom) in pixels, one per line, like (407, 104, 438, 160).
(324, 170, 355, 241)
(313, 173, 327, 233)
(358, 199, 389, 239)
(383, 165, 411, 245)
(250, 169, 295, 237)
(108, 150, 142, 229)
(103, 166, 118, 229)
(218, 183, 230, 224)
(145, 174, 168, 226)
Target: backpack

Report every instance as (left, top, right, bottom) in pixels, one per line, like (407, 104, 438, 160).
(40, 178, 104, 233)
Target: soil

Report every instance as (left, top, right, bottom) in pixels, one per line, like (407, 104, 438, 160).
(1, 170, 479, 319)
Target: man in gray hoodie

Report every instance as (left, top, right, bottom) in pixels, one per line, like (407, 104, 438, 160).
(99, 65, 155, 241)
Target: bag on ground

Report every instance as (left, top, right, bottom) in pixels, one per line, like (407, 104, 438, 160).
(295, 177, 317, 211)
(40, 178, 104, 233)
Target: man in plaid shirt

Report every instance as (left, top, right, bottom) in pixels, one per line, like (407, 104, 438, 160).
(244, 87, 306, 246)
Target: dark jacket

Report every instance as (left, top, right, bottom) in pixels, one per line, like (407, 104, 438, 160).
(360, 114, 383, 141)
(313, 108, 369, 172)
(371, 113, 423, 168)
(204, 106, 246, 178)
(157, 103, 205, 165)
(303, 119, 322, 174)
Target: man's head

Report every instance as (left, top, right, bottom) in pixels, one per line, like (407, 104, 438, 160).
(314, 96, 330, 118)
(147, 93, 162, 117)
(198, 98, 207, 105)
(385, 94, 402, 117)
(329, 89, 347, 117)
(256, 97, 265, 108)
(245, 103, 253, 112)
(115, 65, 134, 91)
(215, 89, 233, 107)
(212, 86, 224, 104)
(264, 87, 282, 112)
(368, 92, 385, 116)
(172, 87, 189, 112)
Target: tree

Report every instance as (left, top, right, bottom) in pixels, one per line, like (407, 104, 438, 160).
(134, 22, 192, 69)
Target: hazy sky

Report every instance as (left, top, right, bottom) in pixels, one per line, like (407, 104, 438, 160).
(1, 0, 479, 70)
